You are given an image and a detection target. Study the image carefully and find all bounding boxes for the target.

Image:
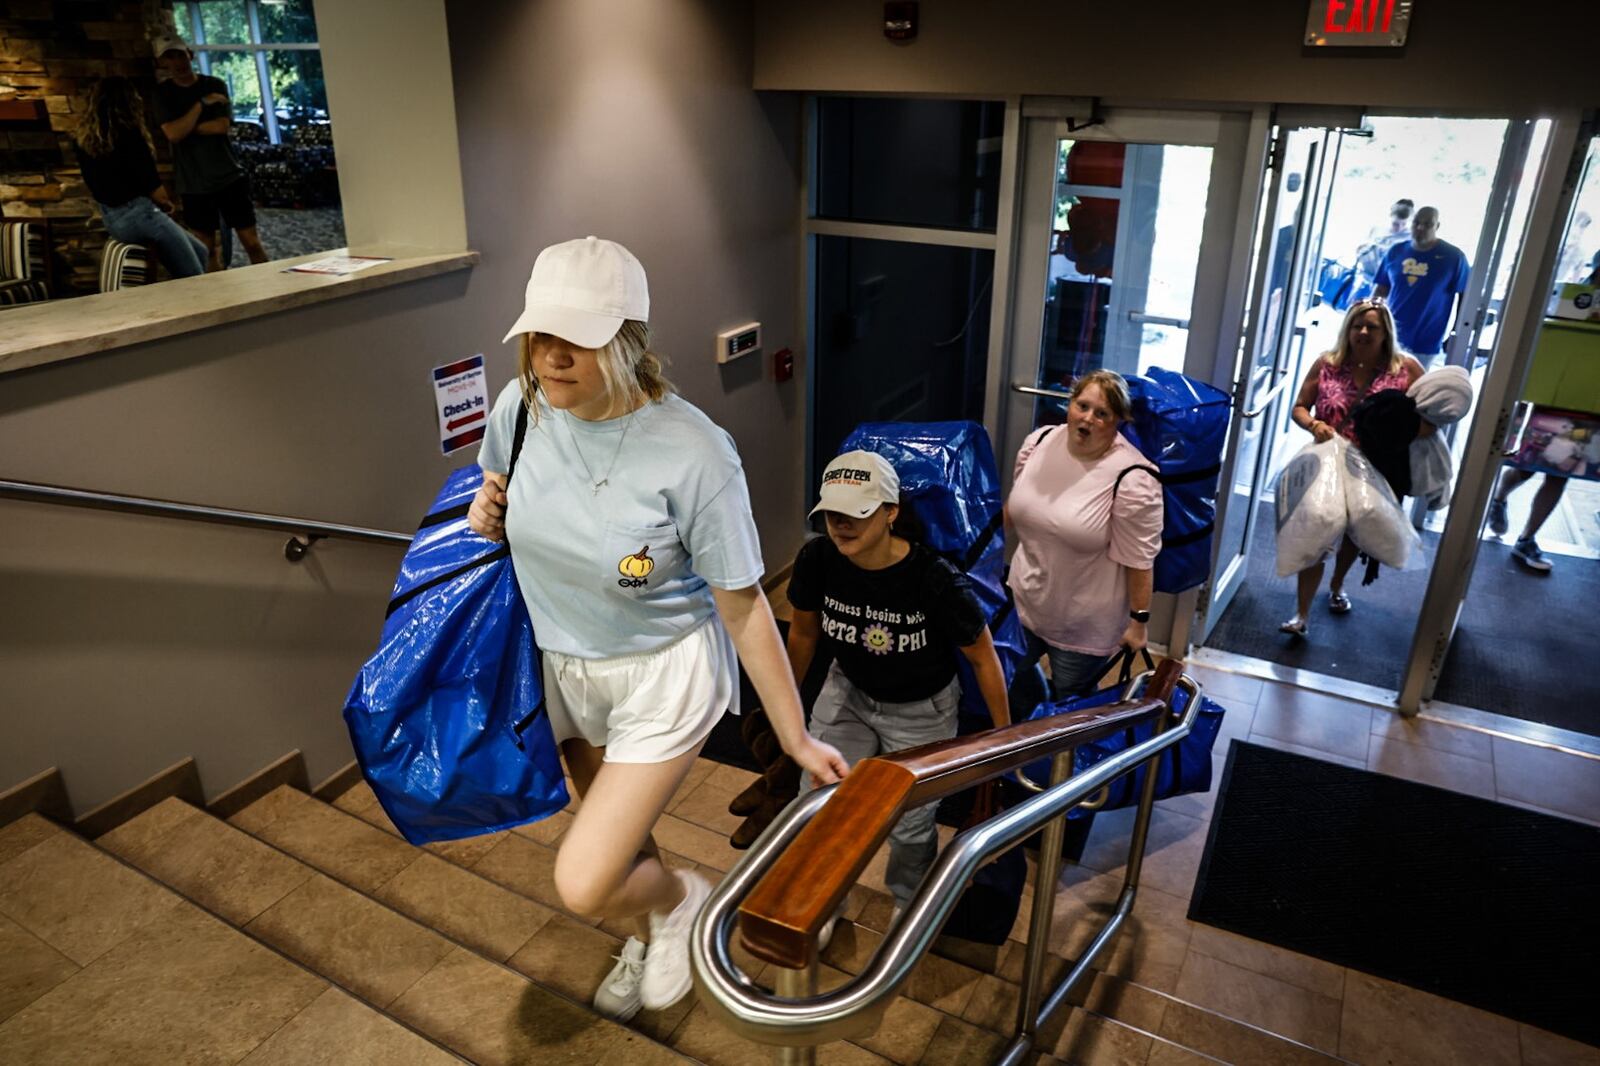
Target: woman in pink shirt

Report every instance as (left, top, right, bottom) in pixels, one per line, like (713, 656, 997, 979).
(1006, 370, 1164, 717)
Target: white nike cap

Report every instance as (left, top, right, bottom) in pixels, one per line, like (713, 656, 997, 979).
(810, 450, 901, 518)
(501, 236, 650, 348)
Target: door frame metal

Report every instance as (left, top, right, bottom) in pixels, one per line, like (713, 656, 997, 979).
(993, 104, 1259, 654)
(1399, 112, 1590, 713)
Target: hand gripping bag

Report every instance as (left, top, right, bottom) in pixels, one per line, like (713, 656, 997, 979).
(839, 420, 1029, 720)
(1274, 438, 1348, 577)
(343, 405, 568, 845)
(1118, 368, 1231, 593)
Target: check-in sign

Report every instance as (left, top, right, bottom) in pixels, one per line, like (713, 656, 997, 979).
(1306, 0, 1412, 47)
(433, 354, 489, 455)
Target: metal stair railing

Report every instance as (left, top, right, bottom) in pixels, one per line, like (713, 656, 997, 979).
(0, 477, 412, 561)
(692, 659, 1202, 1065)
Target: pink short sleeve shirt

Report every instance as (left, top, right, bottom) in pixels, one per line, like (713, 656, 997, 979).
(1007, 428, 1163, 656)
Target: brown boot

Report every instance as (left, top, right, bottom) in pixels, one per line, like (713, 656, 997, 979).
(727, 774, 770, 816)
(730, 794, 783, 849)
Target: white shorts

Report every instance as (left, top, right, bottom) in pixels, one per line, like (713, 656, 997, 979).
(542, 618, 738, 764)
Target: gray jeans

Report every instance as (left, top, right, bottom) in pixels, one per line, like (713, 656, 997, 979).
(800, 663, 960, 905)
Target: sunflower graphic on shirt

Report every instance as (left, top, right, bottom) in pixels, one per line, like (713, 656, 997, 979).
(862, 623, 893, 655)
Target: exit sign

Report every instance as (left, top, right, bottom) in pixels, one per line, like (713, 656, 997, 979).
(1305, 0, 1413, 47)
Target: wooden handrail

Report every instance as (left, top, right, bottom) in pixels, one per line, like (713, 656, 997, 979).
(738, 659, 1184, 969)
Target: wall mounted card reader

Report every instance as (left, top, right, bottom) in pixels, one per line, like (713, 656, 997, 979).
(716, 322, 761, 364)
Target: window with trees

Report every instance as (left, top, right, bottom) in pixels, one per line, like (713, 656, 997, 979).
(179, 0, 325, 146)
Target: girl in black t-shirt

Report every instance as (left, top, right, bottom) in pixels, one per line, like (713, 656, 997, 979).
(786, 450, 1010, 909)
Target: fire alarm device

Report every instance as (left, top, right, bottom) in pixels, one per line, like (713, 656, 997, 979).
(884, 2, 917, 41)
(773, 347, 794, 382)
(716, 322, 761, 365)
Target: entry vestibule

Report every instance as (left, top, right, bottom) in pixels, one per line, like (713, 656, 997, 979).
(803, 96, 1597, 745)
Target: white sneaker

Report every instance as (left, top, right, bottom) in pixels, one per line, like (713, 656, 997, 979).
(640, 870, 710, 1010)
(592, 936, 646, 1021)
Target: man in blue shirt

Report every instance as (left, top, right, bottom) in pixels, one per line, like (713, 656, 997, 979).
(1374, 205, 1471, 363)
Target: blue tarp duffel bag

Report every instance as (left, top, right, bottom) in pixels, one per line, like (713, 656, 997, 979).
(839, 420, 1029, 720)
(1120, 368, 1231, 594)
(1022, 649, 1226, 816)
(343, 406, 567, 845)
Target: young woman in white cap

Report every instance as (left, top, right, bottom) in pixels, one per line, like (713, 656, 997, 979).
(786, 449, 1010, 914)
(468, 236, 848, 1020)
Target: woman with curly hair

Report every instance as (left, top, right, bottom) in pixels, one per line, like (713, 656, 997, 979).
(74, 76, 206, 279)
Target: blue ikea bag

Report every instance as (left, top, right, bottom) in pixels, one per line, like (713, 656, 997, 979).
(1021, 649, 1226, 817)
(838, 420, 1029, 720)
(343, 405, 568, 845)
(1118, 368, 1231, 594)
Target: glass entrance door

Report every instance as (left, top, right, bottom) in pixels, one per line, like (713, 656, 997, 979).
(1001, 109, 1243, 468)
(1197, 125, 1347, 642)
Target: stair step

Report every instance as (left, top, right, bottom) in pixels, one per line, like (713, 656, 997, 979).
(230, 783, 844, 1051)
(310, 775, 1343, 1066)
(0, 813, 458, 1065)
(99, 798, 687, 1065)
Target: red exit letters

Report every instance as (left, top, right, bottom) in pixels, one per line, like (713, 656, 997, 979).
(1324, 0, 1398, 34)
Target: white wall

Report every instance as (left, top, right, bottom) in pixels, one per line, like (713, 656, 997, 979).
(316, 0, 469, 256)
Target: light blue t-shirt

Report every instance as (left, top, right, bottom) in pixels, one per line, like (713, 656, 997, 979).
(477, 380, 764, 659)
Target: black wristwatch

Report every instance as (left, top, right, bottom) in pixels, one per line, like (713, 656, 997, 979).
(1129, 609, 1151, 624)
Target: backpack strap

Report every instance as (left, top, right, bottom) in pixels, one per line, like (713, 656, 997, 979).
(1112, 463, 1162, 497)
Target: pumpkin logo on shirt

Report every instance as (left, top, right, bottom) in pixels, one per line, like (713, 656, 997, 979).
(618, 546, 654, 589)
(862, 623, 893, 656)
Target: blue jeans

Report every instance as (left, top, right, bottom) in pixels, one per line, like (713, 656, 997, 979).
(99, 198, 207, 279)
(1006, 628, 1110, 723)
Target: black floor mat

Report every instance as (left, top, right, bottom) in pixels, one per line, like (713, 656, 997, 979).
(1190, 741, 1600, 1047)
(1206, 503, 1599, 737)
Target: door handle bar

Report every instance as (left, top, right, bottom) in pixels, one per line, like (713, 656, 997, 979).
(1127, 311, 1191, 329)
(1241, 373, 1295, 419)
(1501, 400, 1532, 458)
(1012, 384, 1074, 401)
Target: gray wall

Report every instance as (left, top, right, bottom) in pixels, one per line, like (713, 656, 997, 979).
(754, 0, 1595, 112)
(0, 0, 806, 810)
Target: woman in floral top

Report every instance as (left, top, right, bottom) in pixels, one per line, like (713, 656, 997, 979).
(1281, 300, 1427, 637)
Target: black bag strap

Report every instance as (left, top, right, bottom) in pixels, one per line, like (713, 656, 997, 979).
(388, 401, 531, 617)
(415, 401, 532, 530)
(384, 545, 510, 618)
(1112, 463, 1163, 497)
(507, 399, 531, 481)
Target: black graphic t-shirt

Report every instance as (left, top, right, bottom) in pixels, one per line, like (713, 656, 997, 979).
(787, 537, 987, 703)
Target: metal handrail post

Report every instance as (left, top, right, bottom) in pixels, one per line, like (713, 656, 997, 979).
(1121, 701, 1176, 892)
(774, 963, 819, 1066)
(1015, 749, 1073, 1049)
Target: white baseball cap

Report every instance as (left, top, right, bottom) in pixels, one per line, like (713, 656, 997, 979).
(810, 450, 901, 519)
(152, 33, 191, 58)
(501, 236, 649, 348)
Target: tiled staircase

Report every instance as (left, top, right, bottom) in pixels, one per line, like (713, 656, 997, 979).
(0, 754, 1371, 1066)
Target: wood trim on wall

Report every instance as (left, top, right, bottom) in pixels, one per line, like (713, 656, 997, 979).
(312, 759, 364, 803)
(205, 751, 310, 820)
(73, 757, 203, 839)
(0, 767, 73, 828)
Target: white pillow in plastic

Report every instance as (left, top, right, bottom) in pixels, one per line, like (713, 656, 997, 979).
(1343, 442, 1422, 570)
(1275, 438, 1347, 577)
